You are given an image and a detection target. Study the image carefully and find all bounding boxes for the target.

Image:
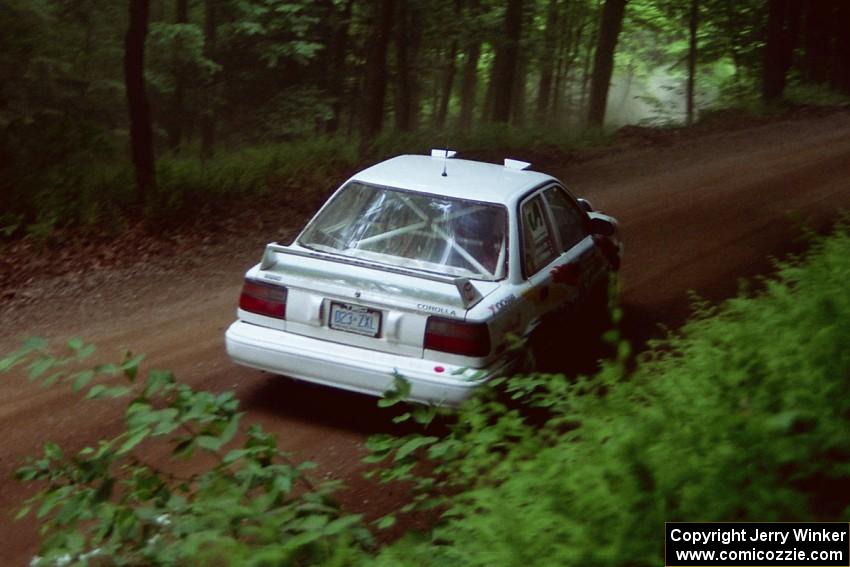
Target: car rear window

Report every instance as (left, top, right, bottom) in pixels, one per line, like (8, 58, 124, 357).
(298, 182, 508, 279)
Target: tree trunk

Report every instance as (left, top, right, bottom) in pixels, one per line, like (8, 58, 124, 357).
(801, 1, 831, 84)
(201, 0, 217, 159)
(511, 49, 528, 126)
(435, 43, 458, 128)
(555, 5, 587, 123)
(490, 0, 523, 123)
(832, 1, 850, 94)
(458, 42, 481, 131)
(721, 0, 745, 96)
(458, 0, 481, 131)
(581, 3, 602, 120)
(434, 0, 463, 128)
(394, 1, 421, 132)
(124, 0, 155, 206)
(686, 0, 698, 126)
(167, 0, 189, 151)
(359, 0, 394, 155)
(326, 0, 355, 133)
(536, 0, 559, 122)
(587, 0, 627, 128)
(762, 0, 802, 103)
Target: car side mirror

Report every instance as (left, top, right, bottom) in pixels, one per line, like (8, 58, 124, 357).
(577, 198, 593, 213)
(590, 217, 615, 236)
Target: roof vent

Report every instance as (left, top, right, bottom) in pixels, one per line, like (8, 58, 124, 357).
(504, 158, 531, 170)
(431, 149, 457, 159)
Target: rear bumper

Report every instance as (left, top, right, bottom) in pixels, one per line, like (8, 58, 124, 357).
(225, 320, 510, 406)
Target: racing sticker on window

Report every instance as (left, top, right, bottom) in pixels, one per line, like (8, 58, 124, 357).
(524, 197, 555, 272)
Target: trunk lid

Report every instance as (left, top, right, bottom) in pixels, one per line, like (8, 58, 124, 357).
(241, 243, 500, 357)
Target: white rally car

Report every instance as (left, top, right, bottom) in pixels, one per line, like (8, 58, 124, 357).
(225, 150, 621, 405)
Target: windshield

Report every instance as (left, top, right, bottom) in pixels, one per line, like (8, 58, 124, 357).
(298, 182, 508, 279)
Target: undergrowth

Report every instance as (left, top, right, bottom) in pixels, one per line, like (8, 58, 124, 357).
(3, 125, 610, 242)
(366, 220, 850, 566)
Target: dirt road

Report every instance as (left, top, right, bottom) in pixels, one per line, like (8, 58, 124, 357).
(2, 110, 850, 563)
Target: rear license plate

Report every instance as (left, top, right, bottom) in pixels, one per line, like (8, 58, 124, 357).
(329, 302, 381, 337)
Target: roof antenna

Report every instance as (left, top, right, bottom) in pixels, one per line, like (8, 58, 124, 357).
(441, 148, 448, 177)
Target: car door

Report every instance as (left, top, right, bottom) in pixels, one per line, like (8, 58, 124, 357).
(520, 191, 578, 333)
(522, 185, 606, 325)
(541, 185, 606, 302)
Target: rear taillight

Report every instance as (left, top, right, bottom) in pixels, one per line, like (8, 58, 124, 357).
(239, 279, 287, 319)
(424, 317, 491, 357)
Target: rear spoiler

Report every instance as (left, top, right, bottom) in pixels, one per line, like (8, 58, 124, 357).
(260, 243, 484, 309)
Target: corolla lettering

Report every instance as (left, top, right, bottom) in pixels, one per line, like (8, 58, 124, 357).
(417, 304, 457, 316)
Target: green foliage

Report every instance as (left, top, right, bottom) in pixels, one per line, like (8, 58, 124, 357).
(147, 22, 220, 96)
(783, 81, 850, 108)
(227, 0, 322, 67)
(2, 339, 372, 566)
(366, 221, 850, 566)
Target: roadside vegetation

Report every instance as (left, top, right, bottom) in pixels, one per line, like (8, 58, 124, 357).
(4, 219, 849, 565)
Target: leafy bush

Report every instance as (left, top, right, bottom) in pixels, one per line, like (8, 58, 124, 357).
(367, 221, 850, 566)
(2, 339, 371, 566)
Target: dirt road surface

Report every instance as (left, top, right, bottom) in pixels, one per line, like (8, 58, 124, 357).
(2, 110, 850, 564)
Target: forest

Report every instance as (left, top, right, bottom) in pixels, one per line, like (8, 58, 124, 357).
(3, 2, 850, 565)
(1, 0, 850, 236)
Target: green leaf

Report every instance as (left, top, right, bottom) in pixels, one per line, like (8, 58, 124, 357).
(0, 353, 23, 373)
(151, 408, 181, 436)
(144, 369, 175, 397)
(394, 436, 439, 462)
(375, 514, 396, 529)
(412, 404, 438, 426)
(273, 474, 293, 495)
(323, 514, 363, 535)
(196, 435, 221, 451)
(121, 353, 145, 381)
(95, 363, 120, 376)
(71, 370, 95, 392)
(361, 453, 390, 464)
(36, 491, 63, 519)
(41, 371, 64, 386)
(364, 435, 395, 453)
(76, 344, 96, 359)
(27, 356, 55, 381)
(44, 442, 62, 461)
(118, 428, 150, 455)
(379, 375, 412, 407)
(101, 385, 132, 399)
(14, 504, 31, 520)
(217, 413, 242, 448)
(222, 449, 248, 464)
